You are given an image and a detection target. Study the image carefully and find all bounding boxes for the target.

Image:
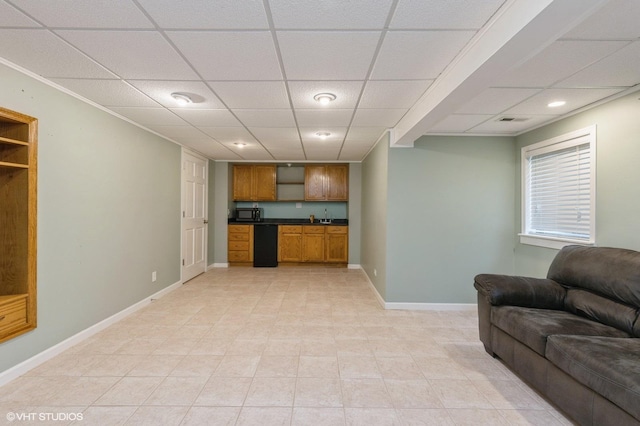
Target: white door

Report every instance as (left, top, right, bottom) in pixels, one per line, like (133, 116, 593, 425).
(182, 151, 207, 282)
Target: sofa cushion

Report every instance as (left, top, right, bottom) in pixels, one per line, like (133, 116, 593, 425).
(546, 335, 640, 422)
(565, 288, 639, 335)
(492, 306, 630, 355)
(547, 246, 640, 308)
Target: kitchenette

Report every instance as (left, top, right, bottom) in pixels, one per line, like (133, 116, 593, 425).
(227, 163, 350, 267)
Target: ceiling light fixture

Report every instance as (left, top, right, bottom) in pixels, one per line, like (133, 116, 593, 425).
(315, 132, 331, 140)
(234, 142, 246, 148)
(171, 92, 193, 105)
(547, 100, 566, 108)
(313, 93, 336, 105)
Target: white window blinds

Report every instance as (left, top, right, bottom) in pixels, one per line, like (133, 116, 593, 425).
(521, 126, 595, 247)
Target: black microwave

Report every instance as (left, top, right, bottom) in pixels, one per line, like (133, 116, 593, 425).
(236, 207, 263, 222)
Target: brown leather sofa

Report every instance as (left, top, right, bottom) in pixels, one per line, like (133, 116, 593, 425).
(474, 245, 640, 425)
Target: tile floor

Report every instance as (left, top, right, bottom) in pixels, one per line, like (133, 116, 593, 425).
(0, 267, 574, 425)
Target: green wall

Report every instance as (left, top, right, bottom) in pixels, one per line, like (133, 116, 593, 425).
(385, 135, 516, 303)
(514, 90, 640, 277)
(0, 64, 181, 373)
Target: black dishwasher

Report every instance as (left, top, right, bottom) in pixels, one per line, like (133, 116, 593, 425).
(254, 224, 278, 267)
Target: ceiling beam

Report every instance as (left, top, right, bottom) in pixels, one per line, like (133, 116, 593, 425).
(391, 0, 610, 147)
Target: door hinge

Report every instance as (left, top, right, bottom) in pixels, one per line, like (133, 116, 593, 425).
(182, 259, 185, 266)
(182, 211, 185, 218)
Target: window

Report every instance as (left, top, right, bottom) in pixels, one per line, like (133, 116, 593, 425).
(520, 125, 596, 249)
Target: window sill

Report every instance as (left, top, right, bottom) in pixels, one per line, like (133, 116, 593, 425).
(519, 234, 595, 250)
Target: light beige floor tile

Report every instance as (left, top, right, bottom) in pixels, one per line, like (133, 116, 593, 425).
(255, 356, 299, 377)
(413, 357, 468, 380)
(115, 339, 165, 355)
(497, 409, 568, 426)
(169, 354, 222, 377)
(446, 408, 511, 425)
(226, 339, 267, 355)
(396, 408, 455, 425)
(294, 378, 343, 407)
(338, 356, 382, 379)
(336, 340, 374, 357)
(264, 339, 302, 355)
(94, 377, 163, 406)
(212, 355, 260, 377)
(298, 356, 340, 378)
(151, 337, 199, 355)
(194, 377, 252, 406)
(124, 405, 188, 425)
(384, 379, 442, 409)
(370, 340, 411, 357)
(143, 376, 207, 405)
(292, 407, 346, 425)
(79, 406, 137, 425)
(244, 378, 296, 406)
(181, 406, 240, 426)
(341, 379, 393, 408)
(300, 340, 338, 356)
(428, 379, 493, 409)
(236, 407, 292, 425)
(344, 408, 400, 425)
(376, 357, 423, 380)
(82, 354, 145, 377)
(188, 338, 232, 356)
(126, 355, 183, 377)
(472, 379, 547, 410)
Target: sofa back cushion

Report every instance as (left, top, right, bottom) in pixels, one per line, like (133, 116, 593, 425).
(565, 289, 639, 335)
(547, 246, 640, 308)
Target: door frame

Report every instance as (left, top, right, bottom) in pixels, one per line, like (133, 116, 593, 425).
(181, 148, 209, 282)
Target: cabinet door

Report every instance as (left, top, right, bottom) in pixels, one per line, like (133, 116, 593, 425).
(254, 165, 276, 201)
(278, 226, 302, 262)
(326, 165, 349, 201)
(304, 165, 325, 200)
(326, 226, 348, 263)
(233, 165, 253, 200)
(302, 231, 325, 262)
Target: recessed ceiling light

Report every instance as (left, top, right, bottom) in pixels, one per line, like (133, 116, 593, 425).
(313, 93, 336, 105)
(547, 100, 566, 108)
(171, 92, 193, 105)
(315, 132, 331, 140)
(234, 142, 246, 148)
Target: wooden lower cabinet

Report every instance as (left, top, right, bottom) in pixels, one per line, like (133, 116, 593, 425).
(278, 225, 348, 264)
(228, 225, 253, 264)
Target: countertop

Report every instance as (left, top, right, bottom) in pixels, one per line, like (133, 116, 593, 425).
(228, 218, 348, 226)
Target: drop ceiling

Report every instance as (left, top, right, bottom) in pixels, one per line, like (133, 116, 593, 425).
(0, 0, 638, 161)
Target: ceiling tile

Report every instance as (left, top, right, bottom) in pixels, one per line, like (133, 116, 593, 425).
(351, 109, 407, 127)
(0, 29, 117, 78)
(299, 127, 347, 144)
(248, 127, 300, 145)
(390, 0, 505, 29)
(359, 80, 432, 108)
(496, 40, 629, 88)
(127, 81, 225, 109)
(56, 30, 198, 80)
(345, 127, 387, 142)
(426, 114, 494, 133)
(208, 81, 289, 109)
(277, 31, 380, 80)
(171, 109, 242, 127)
(295, 109, 353, 127)
(178, 138, 242, 160)
(108, 107, 187, 126)
(371, 31, 474, 80)
(225, 144, 274, 160)
(504, 88, 625, 115)
(199, 127, 257, 144)
(0, 3, 40, 26)
(50, 78, 159, 107)
(561, 0, 640, 40)
(556, 41, 640, 88)
(456, 88, 541, 114)
(168, 31, 281, 80)
(302, 138, 343, 161)
(233, 109, 295, 127)
(146, 125, 209, 141)
(14, 0, 153, 28)
(259, 139, 303, 153)
(288, 81, 364, 109)
(267, 148, 306, 161)
(137, 0, 268, 29)
(338, 141, 377, 161)
(269, 0, 393, 29)
(469, 115, 559, 134)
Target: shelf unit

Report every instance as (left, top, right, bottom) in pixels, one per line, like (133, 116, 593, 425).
(276, 165, 305, 201)
(0, 106, 37, 343)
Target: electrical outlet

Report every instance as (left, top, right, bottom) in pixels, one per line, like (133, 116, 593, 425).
(152, 271, 157, 282)
(296, 203, 302, 208)
(252, 202, 258, 207)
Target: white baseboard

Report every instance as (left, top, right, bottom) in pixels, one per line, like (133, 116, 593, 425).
(211, 263, 229, 268)
(347, 264, 361, 269)
(362, 270, 476, 311)
(0, 280, 182, 387)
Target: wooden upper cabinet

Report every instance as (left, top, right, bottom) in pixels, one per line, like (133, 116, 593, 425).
(232, 164, 276, 201)
(0, 106, 37, 344)
(304, 164, 348, 201)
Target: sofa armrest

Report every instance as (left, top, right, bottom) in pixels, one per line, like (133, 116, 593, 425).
(474, 274, 565, 309)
